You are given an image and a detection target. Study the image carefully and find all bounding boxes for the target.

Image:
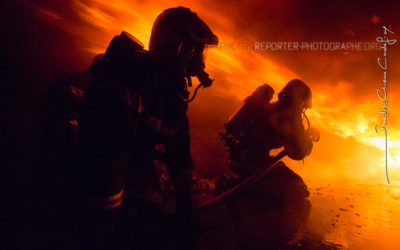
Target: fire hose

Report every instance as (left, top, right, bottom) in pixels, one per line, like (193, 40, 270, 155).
(196, 149, 287, 213)
(196, 113, 319, 212)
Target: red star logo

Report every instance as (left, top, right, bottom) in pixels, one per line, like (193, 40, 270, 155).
(371, 15, 380, 24)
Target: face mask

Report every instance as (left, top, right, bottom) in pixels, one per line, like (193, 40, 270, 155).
(186, 44, 213, 87)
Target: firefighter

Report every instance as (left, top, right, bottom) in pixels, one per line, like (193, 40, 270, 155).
(76, 7, 218, 245)
(219, 80, 319, 247)
(223, 79, 319, 176)
(148, 6, 218, 239)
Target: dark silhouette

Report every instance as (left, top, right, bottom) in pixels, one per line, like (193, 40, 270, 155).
(222, 79, 319, 176)
(214, 79, 319, 247)
(70, 6, 218, 248)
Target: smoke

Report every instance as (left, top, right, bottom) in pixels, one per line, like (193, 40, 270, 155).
(3, 0, 400, 184)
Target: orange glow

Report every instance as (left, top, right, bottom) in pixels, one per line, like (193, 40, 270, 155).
(31, 0, 400, 185)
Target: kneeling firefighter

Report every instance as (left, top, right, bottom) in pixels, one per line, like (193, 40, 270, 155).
(222, 79, 319, 176)
(216, 80, 319, 247)
(76, 6, 218, 237)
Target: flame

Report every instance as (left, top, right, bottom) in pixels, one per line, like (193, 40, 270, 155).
(31, 0, 400, 184)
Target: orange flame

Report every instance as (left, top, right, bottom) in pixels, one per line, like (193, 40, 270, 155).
(32, 0, 400, 184)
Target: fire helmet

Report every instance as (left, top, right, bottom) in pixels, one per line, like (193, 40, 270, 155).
(149, 7, 218, 86)
(278, 79, 312, 109)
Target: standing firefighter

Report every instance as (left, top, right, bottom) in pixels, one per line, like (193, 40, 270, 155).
(76, 6, 218, 240)
(148, 6, 218, 236)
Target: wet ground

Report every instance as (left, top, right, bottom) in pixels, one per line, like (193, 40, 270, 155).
(304, 183, 400, 250)
(197, 181, 400, 250)
(4, 159, 400, 250)
(194, 177, 400, 249)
